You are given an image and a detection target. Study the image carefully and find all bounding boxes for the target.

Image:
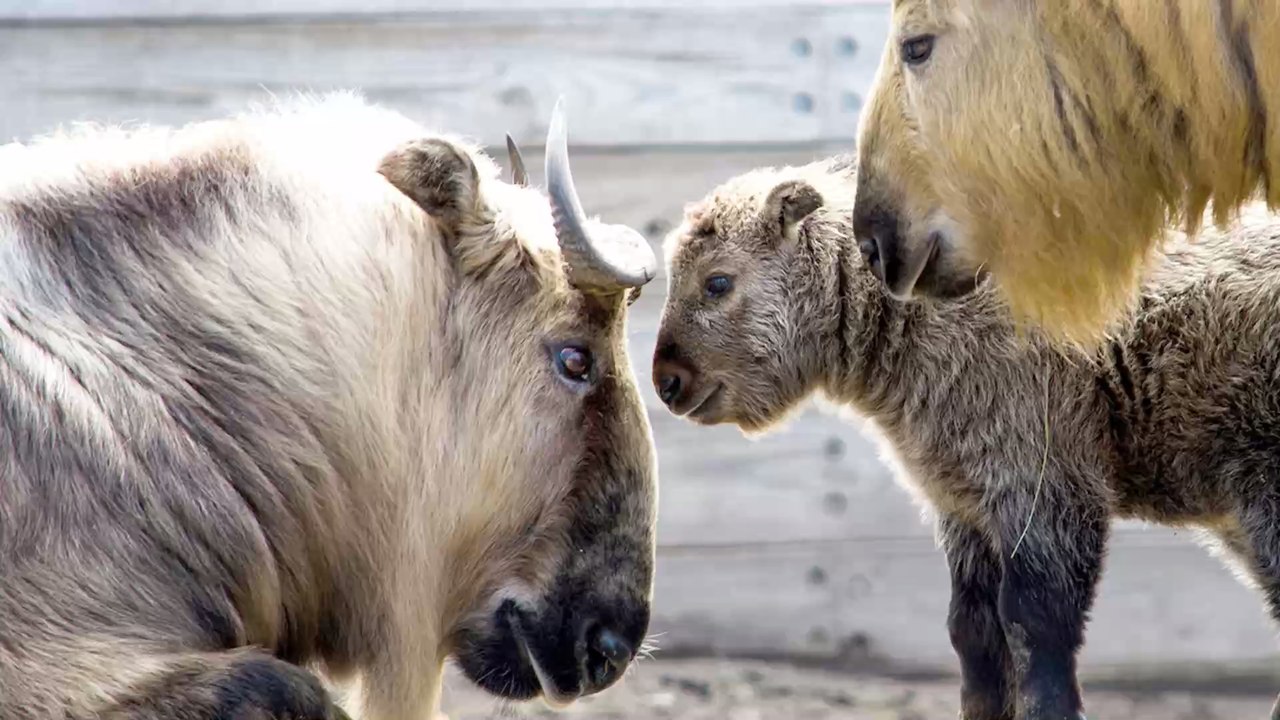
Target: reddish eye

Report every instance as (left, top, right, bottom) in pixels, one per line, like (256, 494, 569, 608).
(554, 345, 593, 382)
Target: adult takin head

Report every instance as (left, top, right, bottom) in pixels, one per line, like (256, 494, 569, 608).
(851, 0, 1280, 345)
(0, 94, 657, 719)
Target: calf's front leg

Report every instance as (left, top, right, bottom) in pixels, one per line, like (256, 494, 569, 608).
(939, 514, 1014, 720)
(991, 487, 1107, 720)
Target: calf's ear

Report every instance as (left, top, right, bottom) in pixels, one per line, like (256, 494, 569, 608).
(378, 138, 482, 233)
(763, 179, 823, 244)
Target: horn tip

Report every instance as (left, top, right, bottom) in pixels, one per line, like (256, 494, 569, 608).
(548, 97, 568, 140)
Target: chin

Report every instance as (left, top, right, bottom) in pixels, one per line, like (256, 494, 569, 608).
(688, 410, 730, 426)
(452, 604, 545, 704)
(916, 253, 986, 301)
(452, 601, 588, 709)
(734, 399, 806, 438)
(452, 597, 643, 709)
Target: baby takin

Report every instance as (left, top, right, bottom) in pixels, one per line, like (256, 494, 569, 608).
(852, 0, 1280, 345)
(655, 156, 1280, 720)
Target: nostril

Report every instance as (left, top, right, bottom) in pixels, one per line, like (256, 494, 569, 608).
(857, 235, 882, 280)
(593, 627, 631, 667)
(658, 373, 681, 404)
(583, 625, 633, 690)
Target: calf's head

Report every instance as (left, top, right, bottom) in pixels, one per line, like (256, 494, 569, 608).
(377, 103, 657, 706)
(653, 163, 872, 434)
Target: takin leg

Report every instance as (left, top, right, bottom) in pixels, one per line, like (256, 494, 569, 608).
(1222, 505, 1280, 720)
(94, 649, 350, 720)
(990, 488, 1108, 720)
(939, 514, 1014, 720)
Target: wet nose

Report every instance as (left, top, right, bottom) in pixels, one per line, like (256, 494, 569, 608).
(852, 206, 899, 286)
(653, 359, 692, 407)
(578, 622, 635, 693)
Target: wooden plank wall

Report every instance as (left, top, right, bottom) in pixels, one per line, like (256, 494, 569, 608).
(0, 2, 886, 148)
(2, 1, 1277, 682)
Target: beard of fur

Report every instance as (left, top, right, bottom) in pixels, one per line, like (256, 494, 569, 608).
(944, 160, 1169, 348)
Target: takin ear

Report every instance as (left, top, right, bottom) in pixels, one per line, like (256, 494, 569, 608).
(763, 179, 823, 243)
(378, 138, 482, 233)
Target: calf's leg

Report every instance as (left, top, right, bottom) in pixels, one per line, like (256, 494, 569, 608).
(939, 514, 1014, 720)
(96, 649, 348, 720)
(1223, 503, 1280, 720)
(990, 487, 1107, 720)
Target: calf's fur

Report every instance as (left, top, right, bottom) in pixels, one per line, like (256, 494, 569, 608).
(656, 156, 1280, 720)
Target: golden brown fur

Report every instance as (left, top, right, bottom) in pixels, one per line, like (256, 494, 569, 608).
(0, 93, 657, 720)
(658, 158, 1280, 718)
(852, 0, 1280, 345)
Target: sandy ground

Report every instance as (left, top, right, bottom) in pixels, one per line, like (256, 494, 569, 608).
(437, 657, 1275, 719)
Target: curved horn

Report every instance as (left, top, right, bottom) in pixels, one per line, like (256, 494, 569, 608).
(544, 97, 658, 291)
(505, 133, 529, 186)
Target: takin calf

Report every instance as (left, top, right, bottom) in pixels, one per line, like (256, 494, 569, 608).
(654, 156, 1280, 720)
(0, 94, 658, 720)
(851, 0, 1280, 345)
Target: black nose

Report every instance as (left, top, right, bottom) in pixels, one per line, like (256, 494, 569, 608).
(852, 206, 898, 285)
(579, 623, 634, 692)
(653, 359, 692, 407)
(659, 372, 681, 403)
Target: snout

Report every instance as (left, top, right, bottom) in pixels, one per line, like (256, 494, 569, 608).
(852, 205, 934, 301)
(852, 204, 980, 301)
(653, 356, 692, 408)
(455, 599, 646, 707)
(652, 339, 724, 422)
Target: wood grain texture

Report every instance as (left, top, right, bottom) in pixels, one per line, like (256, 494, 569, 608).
(0, 5, 886, 147)
(650, 537, 1280, 673)
(0, 1, 888, 22)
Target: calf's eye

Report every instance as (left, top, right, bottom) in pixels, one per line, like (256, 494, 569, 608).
(554, 345, 593, 382)
(901, 34, 935, 66)
(704, 275, 733, 299)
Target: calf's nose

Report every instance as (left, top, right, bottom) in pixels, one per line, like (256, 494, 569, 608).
(652, 359, 692, 407)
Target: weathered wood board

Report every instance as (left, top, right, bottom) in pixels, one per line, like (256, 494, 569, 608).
(0, 4, 887, 148)
(0, 0, 887, 21)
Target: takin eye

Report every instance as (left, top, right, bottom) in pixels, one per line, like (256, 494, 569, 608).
(704, 275, 733, 299)
(552, 344, 593, 383)
(901, 34, 935, 66)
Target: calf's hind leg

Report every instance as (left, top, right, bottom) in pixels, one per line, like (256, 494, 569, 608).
(939, 515, 1014, 720)
(96, 649, 348, 720)
(1221, 503, 1280, 720)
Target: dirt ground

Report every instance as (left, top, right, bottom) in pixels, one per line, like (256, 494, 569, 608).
(438, 657, 1275, 719)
